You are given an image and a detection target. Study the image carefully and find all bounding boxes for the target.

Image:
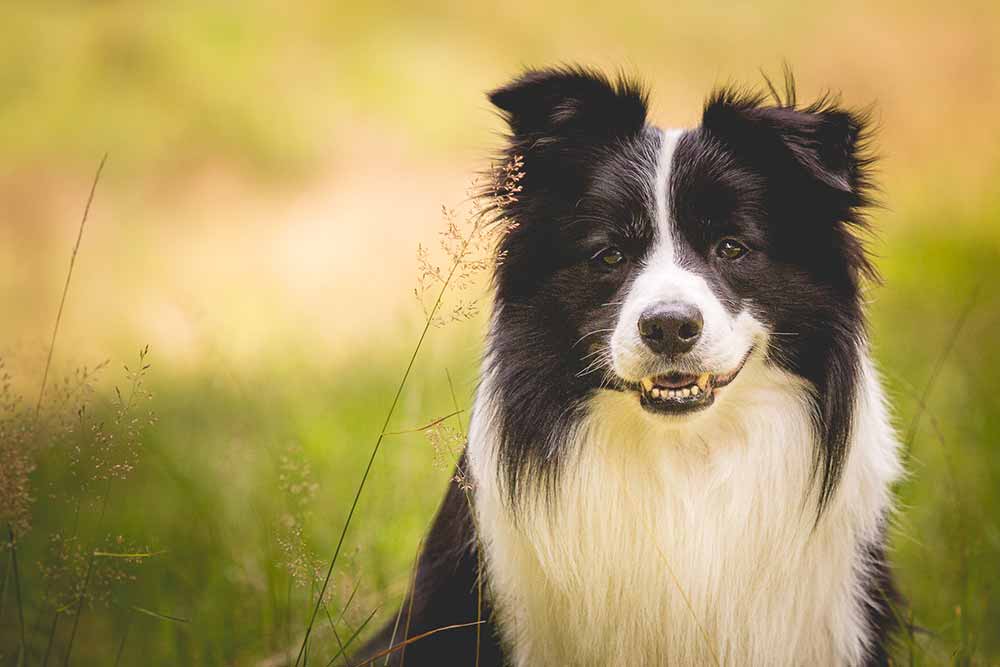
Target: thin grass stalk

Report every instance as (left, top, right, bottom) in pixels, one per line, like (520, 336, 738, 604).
(907, 608, 916, 667)
(294, 215, 486, 667)
(266, 526, 279, 655)
(444, 369, 482, 667)
(927, 412, 972, 662)
(63, 557, 94, 667)
(61, 476, 112, 666)
(61, 546, 97, 665)
(41, 615, 59, 667)
(31, 495, 85, 662)
(7, 525, 27, 664)
(36, 494, 85, 665)
(324, 607, 379, 667)
(305, 578, 315, 667)
(112, 611, 133, 667)
(473, 542, 483, 667)
(321, 600, 349, 667)
(382, 587, 407, 667)
(888, 318, 984, 664)
(0, 547, 10, 625)
(876, 576, 923, 661)
(286, 575, 294, 667)
(398, 539, 423, 667)
(382, 410, 463, 437)
(335, 578, 361, 628)
(901, 285, 979, 458)
(382, 550, 420, 667)
(23, 153, 108, 667)
(35, 153, 107, 420)
(352, 621, 485, 667)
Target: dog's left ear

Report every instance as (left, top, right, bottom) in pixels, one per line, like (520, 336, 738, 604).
(703, 89, 869, 195)
(489, 67, 648, 146)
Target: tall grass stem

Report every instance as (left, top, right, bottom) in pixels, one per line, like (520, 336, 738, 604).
(61, 477, 112, 666)
(34, 153, 107, 420)
(901, 284, 980, 457)
(293, 216, 485, 667)
(7, 525, 27, 665)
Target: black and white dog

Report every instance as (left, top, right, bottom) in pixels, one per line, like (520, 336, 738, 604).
(358, 67, 902, 666)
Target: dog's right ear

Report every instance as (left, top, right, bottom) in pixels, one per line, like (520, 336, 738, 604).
(489, 67, 648, 146)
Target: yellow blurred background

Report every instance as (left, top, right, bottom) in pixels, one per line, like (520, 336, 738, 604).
(3, 0, 998, 367)
(2, 2, 998, 665)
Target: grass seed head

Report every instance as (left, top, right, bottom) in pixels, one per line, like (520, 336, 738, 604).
(414, 154, 524, 327)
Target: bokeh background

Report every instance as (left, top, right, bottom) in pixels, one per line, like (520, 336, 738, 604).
(2, 1, 998, 665)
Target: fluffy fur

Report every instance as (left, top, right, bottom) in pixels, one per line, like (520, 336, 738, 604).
(356, 66, 902, 666)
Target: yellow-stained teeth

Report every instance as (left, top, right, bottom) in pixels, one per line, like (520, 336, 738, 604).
(643, 373, 715, 401)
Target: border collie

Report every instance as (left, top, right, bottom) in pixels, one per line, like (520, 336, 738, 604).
(357, 66, 903, 666)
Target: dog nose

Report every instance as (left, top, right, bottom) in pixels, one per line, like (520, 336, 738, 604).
(638, 304, 703, 356)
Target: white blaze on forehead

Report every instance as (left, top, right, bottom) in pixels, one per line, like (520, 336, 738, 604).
(610, 126, 760, 380)
(651, 128, 685, 264)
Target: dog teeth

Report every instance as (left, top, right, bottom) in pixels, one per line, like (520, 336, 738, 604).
(642, 374, 713, 402)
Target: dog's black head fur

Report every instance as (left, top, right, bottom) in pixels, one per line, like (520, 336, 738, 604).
(484, 66, 876, 515)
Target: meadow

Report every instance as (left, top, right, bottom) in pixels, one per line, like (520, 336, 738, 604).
(2, 1, 999, 665)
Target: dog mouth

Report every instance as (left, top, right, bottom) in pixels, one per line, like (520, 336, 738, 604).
(627, 348, 753, 416)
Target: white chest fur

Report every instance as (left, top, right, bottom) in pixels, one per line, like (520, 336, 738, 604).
(467, 355, 901, 667)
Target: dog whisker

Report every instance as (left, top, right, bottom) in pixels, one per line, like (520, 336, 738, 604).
(580, 347, 610, 362)
(576, 354, 612, 378)
(575, 347, 615, 378)
(572, 328, 616, 348)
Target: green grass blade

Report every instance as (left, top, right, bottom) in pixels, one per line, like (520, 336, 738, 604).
(129, 605, 190, 624)
(325, 607, 379, 667)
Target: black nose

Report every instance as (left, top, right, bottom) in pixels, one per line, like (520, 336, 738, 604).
(637, 304, 703, 356)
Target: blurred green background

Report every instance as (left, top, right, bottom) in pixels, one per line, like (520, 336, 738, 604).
(1, 1, 998, 665)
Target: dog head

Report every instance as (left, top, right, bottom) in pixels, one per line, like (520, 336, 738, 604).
(485, 67, 875, 510)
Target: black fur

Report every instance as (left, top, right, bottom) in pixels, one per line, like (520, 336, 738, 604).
(693, 74, 878, 512)
(487, 67, 660, 508)
(676, 76, 878, 514)
(860, 521, 902, 666)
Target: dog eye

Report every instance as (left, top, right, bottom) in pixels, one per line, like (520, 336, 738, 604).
(716, 239, 748, 260)
(594, 247, 626, 268)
